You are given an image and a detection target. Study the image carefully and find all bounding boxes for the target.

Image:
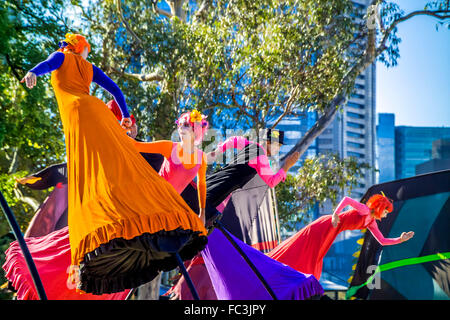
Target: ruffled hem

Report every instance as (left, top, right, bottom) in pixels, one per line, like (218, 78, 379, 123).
(74, 227, 208, 295)
(70, 206, 208, 266)
(2, 246, 39, 300)
(293, 275, 324, 300)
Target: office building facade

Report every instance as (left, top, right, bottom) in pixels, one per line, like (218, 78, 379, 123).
(376, 113, 396, 183)
(396, 127, 450, 179)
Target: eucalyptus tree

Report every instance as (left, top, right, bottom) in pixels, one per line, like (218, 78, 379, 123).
(0, 0, 70, 234)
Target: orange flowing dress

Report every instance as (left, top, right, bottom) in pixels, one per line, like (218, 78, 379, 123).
(50, 52, 207, 294)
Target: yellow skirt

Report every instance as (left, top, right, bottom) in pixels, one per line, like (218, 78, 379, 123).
(56, 91, 207, 294)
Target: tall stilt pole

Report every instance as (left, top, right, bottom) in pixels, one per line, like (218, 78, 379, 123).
(0, 191, 47, 300)
(125, 288, 135, 300)
(173, 252, 200, 300)
(215, 221, 278, 300)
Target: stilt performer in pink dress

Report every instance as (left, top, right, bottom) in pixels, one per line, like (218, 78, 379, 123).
(268, 194, 415, 280)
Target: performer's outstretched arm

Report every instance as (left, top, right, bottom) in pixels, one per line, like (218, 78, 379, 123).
(249, 155, 286, 188)
(21, 51, 65, 88)
(215, 136, 250, 153)
(333, 196, 370, 216)
(29, 52, 65, 76)
(366, 220, 403, 246)
(132, 140, 173, 158)
(91, 65, 130, 119)
(331, 196, 370, 228)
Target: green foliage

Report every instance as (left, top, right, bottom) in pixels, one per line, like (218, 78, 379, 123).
(70, 0, 365, 133)
(275, 153, 372, 232)
(0, 0, 68, 271)
(184, 0, 360, 127)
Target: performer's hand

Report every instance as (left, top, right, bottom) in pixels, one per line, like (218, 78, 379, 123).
(400, 231, 414, 242)
(199, 208, 206, 225)
(20, 72, 37, 89)
(121, 117, 132, 129)
(127, 123, 138, 139)
(331, 214, 340, 228)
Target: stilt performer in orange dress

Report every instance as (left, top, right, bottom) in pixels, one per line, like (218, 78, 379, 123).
(19, 33, 207, 294)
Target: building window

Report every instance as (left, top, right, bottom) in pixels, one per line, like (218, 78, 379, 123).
(347, 131, 364, 138)
(351, 93, 365, 100)
(347, 122, 364, 129)
(354, 83, 365, 89)
(347, 102, 365, 109)
(347, 141, 365, 149)
(347, 111, 365, 119)
(348, 151, 365, 159)
(318, 138, 333, 145)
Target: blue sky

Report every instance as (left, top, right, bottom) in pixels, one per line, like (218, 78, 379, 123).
(376, 0, 450, 127)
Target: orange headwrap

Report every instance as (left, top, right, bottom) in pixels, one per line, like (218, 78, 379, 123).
(58, 33, 91, 54)
(366, 193, 393, 220)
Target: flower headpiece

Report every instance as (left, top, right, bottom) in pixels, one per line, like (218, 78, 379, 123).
(190, 110, 203, 123)
(175, 110, 209, 145)
(175, 109, 208, 128)
(58, 33, 91, 54)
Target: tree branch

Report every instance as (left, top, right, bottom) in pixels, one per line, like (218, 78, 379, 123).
(281, 94, 346, 163)
(13, 187, 40, 212)
(152, 1, 173, 19)
(115, 0, 143, 47)
(167, 0, 187, 21)
(377, 9, 450, 54)
(271, 85, 300, 128)
(111, 68, 164, 82)
(73, 2, 107, 33)
(8, 148, 19, 174)
(5, 54, 24, 82)
(193, 0, 212, 23)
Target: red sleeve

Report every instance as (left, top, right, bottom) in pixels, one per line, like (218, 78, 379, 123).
(106, 100, 136, 124)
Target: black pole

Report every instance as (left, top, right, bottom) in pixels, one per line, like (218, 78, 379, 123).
(215, 221, 278, 300)
(0, 191, 47, 300)
(125, 287, 135, 300)
(173, 252, 200, 300)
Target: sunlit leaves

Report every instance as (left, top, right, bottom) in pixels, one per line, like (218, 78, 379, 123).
(275, 153, 371, 231)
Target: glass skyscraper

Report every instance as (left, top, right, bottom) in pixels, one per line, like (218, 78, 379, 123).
(376, 113, 396, 183)
(395, 126, 450, 179)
